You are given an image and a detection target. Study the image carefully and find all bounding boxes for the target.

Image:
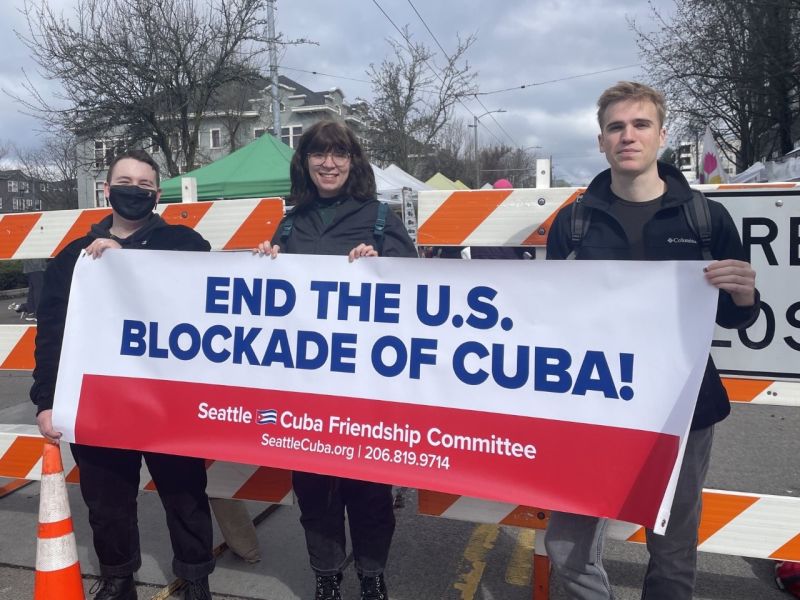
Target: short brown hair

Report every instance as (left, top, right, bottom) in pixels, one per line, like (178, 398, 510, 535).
(106, 149, 161, 187)
(597, 81, 666, 129)
(289, 120, 376, 206)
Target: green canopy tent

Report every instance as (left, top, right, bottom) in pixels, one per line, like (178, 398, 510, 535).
(159, 134, 294, 201)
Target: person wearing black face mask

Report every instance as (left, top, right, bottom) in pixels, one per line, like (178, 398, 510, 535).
(30, 149, 217, 600)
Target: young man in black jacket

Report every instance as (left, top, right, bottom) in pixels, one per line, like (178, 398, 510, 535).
(31, 150, 215, 600)
(544, 82, 759, 600)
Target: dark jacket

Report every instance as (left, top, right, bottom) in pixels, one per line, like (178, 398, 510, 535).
(546, 162, 760, 429)
(30, 214, 211, 413)
(272, 196, 417, 258)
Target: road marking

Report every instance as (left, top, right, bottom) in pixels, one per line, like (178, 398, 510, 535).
(505, 529, 535, 586)
(453, 524, 499, 599)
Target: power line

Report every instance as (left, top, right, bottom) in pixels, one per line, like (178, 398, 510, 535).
(281, 66, 372, 85)
(474, 64, 641, 96)
(403, 0, 516, 146)
(371, 0, 505, 146)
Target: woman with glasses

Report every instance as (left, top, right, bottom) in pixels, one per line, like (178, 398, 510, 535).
(257, 120, 416, 600)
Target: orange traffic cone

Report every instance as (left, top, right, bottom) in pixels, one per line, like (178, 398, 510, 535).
(34, 442, 85, 600)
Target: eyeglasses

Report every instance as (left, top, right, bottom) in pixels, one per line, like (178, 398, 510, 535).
(308, 151, 351, 167)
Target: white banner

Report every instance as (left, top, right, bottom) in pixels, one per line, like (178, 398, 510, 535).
(53, 252, 717, 531)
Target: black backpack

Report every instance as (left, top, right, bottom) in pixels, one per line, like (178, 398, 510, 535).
(279, 201, 389, 253)
(567, 189, 713, 260)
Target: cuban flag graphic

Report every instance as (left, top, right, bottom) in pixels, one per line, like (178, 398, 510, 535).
(256, 409, 278, 425)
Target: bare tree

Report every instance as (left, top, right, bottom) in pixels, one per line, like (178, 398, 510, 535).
(366, 27, 477, 173)
(13, 130, 79, 210)
(632, 0, 800, 170)
(14, 0, 278, 176)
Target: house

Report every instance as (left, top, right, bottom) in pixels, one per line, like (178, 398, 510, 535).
(76, 75, 369, 208)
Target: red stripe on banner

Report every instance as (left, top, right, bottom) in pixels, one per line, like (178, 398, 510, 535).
(0, 213, 42, 259)
(53, 209, 112, 257)
(160, 202, 213, 229)
(75, 375, 680, 528)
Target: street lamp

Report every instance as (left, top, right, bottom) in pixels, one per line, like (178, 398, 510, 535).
(470, 109, 506, 188)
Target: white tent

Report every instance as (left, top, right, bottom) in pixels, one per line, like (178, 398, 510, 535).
(371, 163, 406, 204)
(384, 164, 433, 191)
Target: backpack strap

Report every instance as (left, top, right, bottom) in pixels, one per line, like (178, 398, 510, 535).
(279, 213, 296, 246)
(567, 195, 589, 260)
(374, 202, 388, 254)
(683, 190, 713, 260)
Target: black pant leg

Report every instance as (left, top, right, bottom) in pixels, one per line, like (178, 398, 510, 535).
(143, 452, 214, 580)
(292, 471, 347, 576)
(341, 478, 395, 576)
(70, 443, 142, 577)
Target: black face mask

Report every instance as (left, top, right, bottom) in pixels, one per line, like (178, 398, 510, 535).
(108, 185, 157, 221)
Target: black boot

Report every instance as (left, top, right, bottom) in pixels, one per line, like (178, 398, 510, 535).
(183, 576, 212, 600)
(359, 573, 388, 600)
(314, 572, 342, 600)
(89, 575, 137, 600)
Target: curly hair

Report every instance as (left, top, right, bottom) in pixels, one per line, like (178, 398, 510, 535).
(289, 120, 376, 206)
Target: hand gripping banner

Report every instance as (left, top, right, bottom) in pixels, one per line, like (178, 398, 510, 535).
(52, 251, 717, 533)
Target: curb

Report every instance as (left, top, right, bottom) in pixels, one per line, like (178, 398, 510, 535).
(0, 288, 26, 301)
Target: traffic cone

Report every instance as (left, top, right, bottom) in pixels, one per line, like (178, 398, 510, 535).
(34, 442, 85, 600)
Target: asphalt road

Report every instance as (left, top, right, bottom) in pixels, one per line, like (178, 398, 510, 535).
(0, 297, 797, 599)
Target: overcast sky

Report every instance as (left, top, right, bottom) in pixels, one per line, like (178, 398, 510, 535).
(0, 0, 674, 185)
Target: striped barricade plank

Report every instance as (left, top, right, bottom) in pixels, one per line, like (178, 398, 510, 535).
(0, 198, 284, 259)
(0, 424, 293, 504)
(2, 324, 797, 407)
(417, 489, 800, 562)
(417, 188, 583, 247)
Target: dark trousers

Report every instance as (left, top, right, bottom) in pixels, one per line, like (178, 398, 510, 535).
(292, 472, 395, 577)
(71, 443, 215, 580)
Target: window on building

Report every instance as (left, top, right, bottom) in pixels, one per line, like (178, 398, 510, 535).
(20, 181, 30, 194)
(254, 127, 266, 139)
(0, 199, 3, 210)
(679, 144, 692, 155)
(150, 137, 161, 153)
(210, 128, 222, 149)
(8, 180, 18, 193)
(40, 182, 47, 192)
(12, 198, 23, 211)
(24, 198, 34, 210)
(95, 181, 107, 207)
(281, 125, 303, 148)
(679, 156, 692, 167)
(94, 139, 126, 168)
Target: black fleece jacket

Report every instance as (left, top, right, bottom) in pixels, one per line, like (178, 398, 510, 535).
(30, 214, 210, 413)
(272, 195, 417, 258)
(546, 162, 760, 429)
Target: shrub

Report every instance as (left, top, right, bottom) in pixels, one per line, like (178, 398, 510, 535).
(0, 261, 27, 291)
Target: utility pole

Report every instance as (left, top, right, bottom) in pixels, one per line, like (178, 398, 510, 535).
(267, 0, 280, 137)
(470, 109, 505, 188)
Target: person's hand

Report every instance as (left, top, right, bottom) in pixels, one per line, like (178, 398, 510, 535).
(36, 409, 62, 444)
(254, 241, 280, 258)
(85, 238, 122, 259)
(348, 244, 378, 262)
(704, 259, 756, 306)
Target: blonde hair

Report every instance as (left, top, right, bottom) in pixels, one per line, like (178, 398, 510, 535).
(597, 81, 666, 128)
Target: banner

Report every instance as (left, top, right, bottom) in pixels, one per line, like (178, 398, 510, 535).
(53, 251, 717, 531)
(700, 125, 728, 184)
